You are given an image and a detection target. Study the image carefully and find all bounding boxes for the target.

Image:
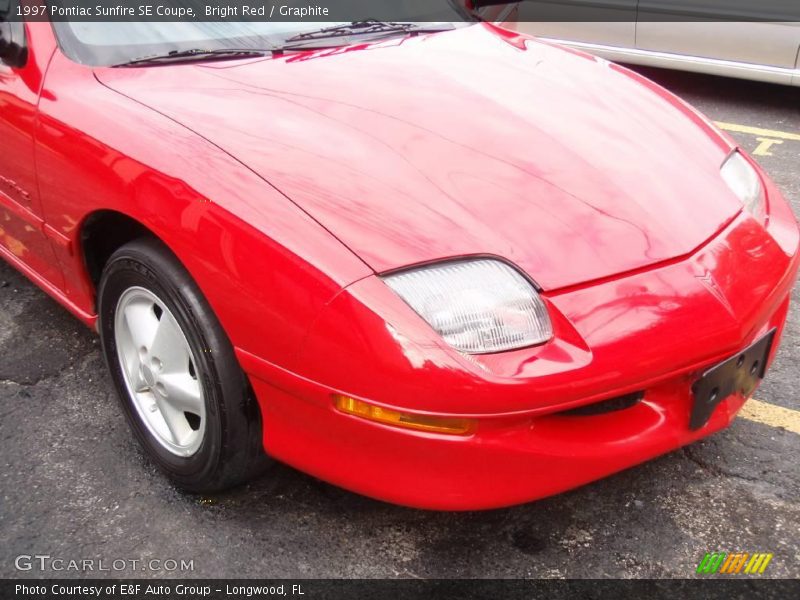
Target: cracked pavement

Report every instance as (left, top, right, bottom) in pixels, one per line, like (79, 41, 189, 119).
(1, 68, 799, 579)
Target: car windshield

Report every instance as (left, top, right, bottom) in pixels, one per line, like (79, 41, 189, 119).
(52, 0, 473, 66)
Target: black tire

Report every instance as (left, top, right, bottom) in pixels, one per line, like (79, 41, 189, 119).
(97, 237, 270, 493)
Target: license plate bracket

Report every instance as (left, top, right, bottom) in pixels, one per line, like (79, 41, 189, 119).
(690, 329, 776, 430)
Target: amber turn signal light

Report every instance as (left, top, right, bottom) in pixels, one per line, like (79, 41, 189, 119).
(334, 395, 476, 436)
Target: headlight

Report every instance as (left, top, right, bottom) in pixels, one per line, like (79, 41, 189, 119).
(383, 259, 553, 354)
(721, 151, 766, 222)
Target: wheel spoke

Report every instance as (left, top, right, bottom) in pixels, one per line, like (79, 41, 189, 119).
(154, 395, 192, 446)
(123, 300, 159, 351)
(150, 311, 190, 374)
(131, 368, 149, 393)
(116, 317, 145, 387)
(159, 373, 203, 414)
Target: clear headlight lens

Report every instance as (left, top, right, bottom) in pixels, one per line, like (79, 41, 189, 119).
(721, 151, 766, 222)
(383, 259, 553, 354)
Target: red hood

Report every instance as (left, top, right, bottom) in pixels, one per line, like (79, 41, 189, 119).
(96, 24, 740, 290)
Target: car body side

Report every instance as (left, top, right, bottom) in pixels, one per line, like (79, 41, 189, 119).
(1, 23, 799, 510)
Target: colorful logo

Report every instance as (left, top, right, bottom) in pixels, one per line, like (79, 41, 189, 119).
(696, 552, 773, 575)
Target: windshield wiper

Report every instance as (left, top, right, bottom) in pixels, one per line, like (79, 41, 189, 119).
(285, 20, 416, 43)
(283, 19, 452, 45)
(112, 48, 270, 68)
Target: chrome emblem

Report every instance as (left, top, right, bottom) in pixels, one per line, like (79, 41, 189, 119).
(696, 270, 734, 315)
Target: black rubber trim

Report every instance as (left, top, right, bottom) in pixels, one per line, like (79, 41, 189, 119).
(558, 391, 644, 417)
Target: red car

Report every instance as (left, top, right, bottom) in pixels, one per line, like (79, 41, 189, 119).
(1, 11, 798, 510)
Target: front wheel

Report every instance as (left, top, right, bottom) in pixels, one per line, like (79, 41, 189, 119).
(98, 237, 270, 492)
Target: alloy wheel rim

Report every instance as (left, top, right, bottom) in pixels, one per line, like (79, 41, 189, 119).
(114, 287, 206, 457)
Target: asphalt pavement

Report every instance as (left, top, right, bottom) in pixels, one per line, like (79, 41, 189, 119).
(1, 67, 799, 579)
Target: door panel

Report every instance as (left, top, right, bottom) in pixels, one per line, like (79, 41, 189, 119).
(504, 1, 637, 47)
(0, 12, 63, 286)
(637, 1, 800, 69)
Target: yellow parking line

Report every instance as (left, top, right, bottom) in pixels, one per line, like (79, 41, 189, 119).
(752, 137, 783, 157)
(739, 399, 800, 435)
(714, 122, 800, 142)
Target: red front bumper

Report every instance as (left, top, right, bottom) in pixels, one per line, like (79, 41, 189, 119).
(243, 299, 790, 510)
(238, 180, 799, 510)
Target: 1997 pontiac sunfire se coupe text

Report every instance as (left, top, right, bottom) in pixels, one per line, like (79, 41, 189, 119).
(1, 7, 798, 510)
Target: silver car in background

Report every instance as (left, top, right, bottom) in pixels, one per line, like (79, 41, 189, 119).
(476, 1, 800, 86)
